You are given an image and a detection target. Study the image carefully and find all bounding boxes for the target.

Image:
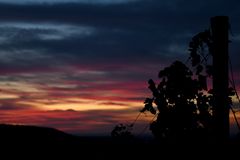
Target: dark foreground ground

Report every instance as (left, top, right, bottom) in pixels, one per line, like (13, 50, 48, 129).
(0, 124, 239, 159)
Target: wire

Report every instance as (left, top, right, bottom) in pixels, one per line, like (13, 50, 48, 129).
(137, 112, 158, 137)
(229, 58, 240, 104)
(229, 57, 240, 130)
(230, 106, 240, 130)
(131, 112, 142, 126)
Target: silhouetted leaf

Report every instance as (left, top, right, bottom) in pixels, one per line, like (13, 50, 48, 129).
(150, 107, 156, 115)
(158, 70, 166, 78)
(228, 87, 235, 96)
(144, 98, 153, 104)
(206, 65, 213, 77)
(198, 75, 207, 90)
(208, 89, 214, 94)
(148, 79, 160, 97)
(140, 103, 156, 115)
(208, 95, 214, 106)
(148, 79, 155, 85)
(228, 97, 233, 105)
(158, 78, 166, 91)
(196, 65, 203, 75)
(192, 54, 201, 66)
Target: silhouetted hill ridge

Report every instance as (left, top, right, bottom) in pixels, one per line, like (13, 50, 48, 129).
(0, 124, 239, 159)
(0, 124, 76, 144)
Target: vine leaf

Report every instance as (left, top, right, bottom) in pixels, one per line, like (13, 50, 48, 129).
(191, 53, 201, 66)
(206, 65, 213, 77)
(196, 65, 203, 75)
(140, 98, 156, 115)
(198, 75, 207, 90)
(228, 87, 235, 96)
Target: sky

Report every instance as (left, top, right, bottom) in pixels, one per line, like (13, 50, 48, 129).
(0, 0, 240, 136)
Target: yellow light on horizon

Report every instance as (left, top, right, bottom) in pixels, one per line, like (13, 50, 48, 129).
(17, 98, 142, 111)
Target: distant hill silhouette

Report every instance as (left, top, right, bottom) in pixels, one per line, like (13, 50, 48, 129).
(0, 124, 239, 159)
(0, 124, 75, 145)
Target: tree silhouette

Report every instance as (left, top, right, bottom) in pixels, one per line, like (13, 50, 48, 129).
(111, 17, 235, 142)
(111, 123, 133, 139)
(141, 30, 235, 142)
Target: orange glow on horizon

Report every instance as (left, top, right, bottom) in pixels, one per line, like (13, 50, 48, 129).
(0, 77, 146, 112)
(17, 98, 141, 111)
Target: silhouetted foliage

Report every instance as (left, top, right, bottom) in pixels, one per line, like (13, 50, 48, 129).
(142, 61, 213, 140)
(141, 30, 235, 141)
(188, 30, 212, 67)
(111, 123, 133, 139)
(140, 98, 156, 114)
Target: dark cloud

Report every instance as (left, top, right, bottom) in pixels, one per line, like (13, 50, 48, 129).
(0, 0, 239, 69)
(0, 1, 239, 27)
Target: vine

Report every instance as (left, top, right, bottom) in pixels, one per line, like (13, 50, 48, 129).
(139, 30, 235, 140)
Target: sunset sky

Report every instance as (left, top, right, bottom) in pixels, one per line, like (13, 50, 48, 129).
(0, 0, 240, 136)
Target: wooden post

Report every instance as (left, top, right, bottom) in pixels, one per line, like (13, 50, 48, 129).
(211, 16, 229, 141)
